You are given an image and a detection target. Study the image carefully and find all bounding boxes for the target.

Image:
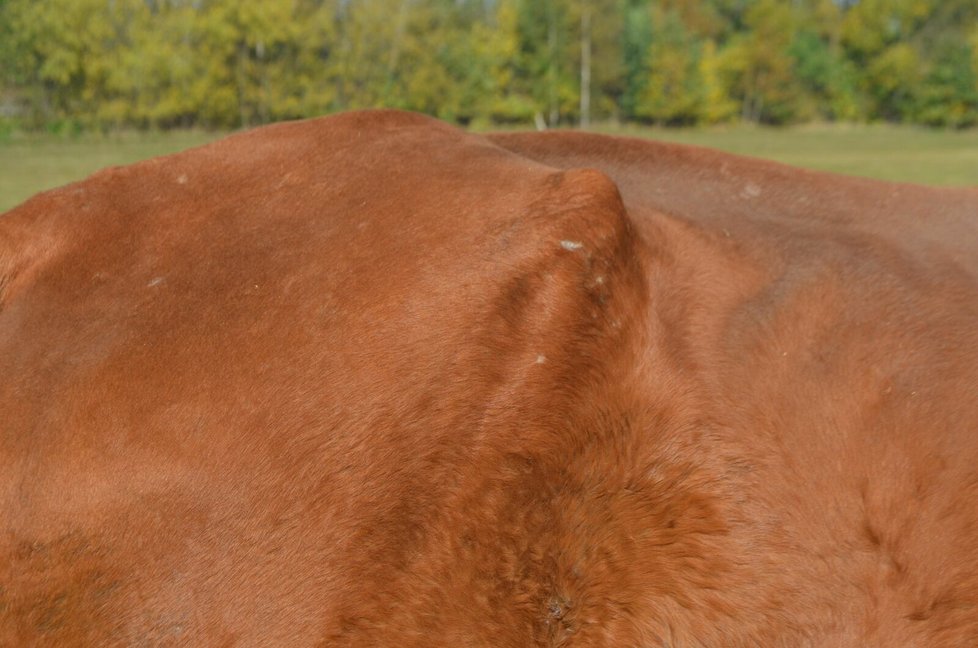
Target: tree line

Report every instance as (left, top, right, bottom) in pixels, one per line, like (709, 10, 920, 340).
(1, 0, 977, 132)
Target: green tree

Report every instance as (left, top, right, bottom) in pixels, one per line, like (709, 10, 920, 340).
(915, 36, 978, 127)
(620, 0, 653, 120)
(698, 39, 738, 123)
(472, 0, 535, 123)
(1, 0, 140, 129)
(865, 43, 922, 121)
(634, 9, 703, 125)
(788, 30, 859, 120)
(513, 0, 577, 127)
(0, 0, 974, 131)
(717, 0, 804, 124)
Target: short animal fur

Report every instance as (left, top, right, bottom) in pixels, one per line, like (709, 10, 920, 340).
(2, 110, 978, 646)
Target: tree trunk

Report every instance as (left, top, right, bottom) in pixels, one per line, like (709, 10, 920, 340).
(236, 41, 248, 128)
(547, 0, 558, 127)
(580, 5, 591, 128)
(385, 0, 411, 99)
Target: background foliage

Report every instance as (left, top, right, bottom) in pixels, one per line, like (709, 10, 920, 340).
(1, 0, 977, 131)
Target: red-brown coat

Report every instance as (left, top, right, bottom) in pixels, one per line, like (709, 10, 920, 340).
(2, 110, 977, 646)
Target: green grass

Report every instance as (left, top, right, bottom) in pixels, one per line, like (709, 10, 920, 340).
(599, 123, 978, 187)
(2, 124, 977, 214)
(0, 131, 221, 213)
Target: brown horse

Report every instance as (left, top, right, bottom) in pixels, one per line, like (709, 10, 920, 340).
(3, 110, 977, 646)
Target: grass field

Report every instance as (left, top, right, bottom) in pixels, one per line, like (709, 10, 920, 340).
(0, 131, 219, 213)
(602, 123, 978, 188)
(2, 123, 977, 213)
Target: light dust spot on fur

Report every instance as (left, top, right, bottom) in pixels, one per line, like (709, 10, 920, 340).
(742, 183, 762, 199)
(176, 174, 188, 185)
(560, 240, 583, 251)
(147, 277, 165, 288)
(535, 354, 547, 364)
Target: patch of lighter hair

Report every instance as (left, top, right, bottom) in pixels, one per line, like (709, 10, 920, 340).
(560, 240, 583, 251)
(742, 183, 761, 199)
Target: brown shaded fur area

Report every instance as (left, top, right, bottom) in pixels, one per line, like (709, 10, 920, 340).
(1, 110, 977, 646)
